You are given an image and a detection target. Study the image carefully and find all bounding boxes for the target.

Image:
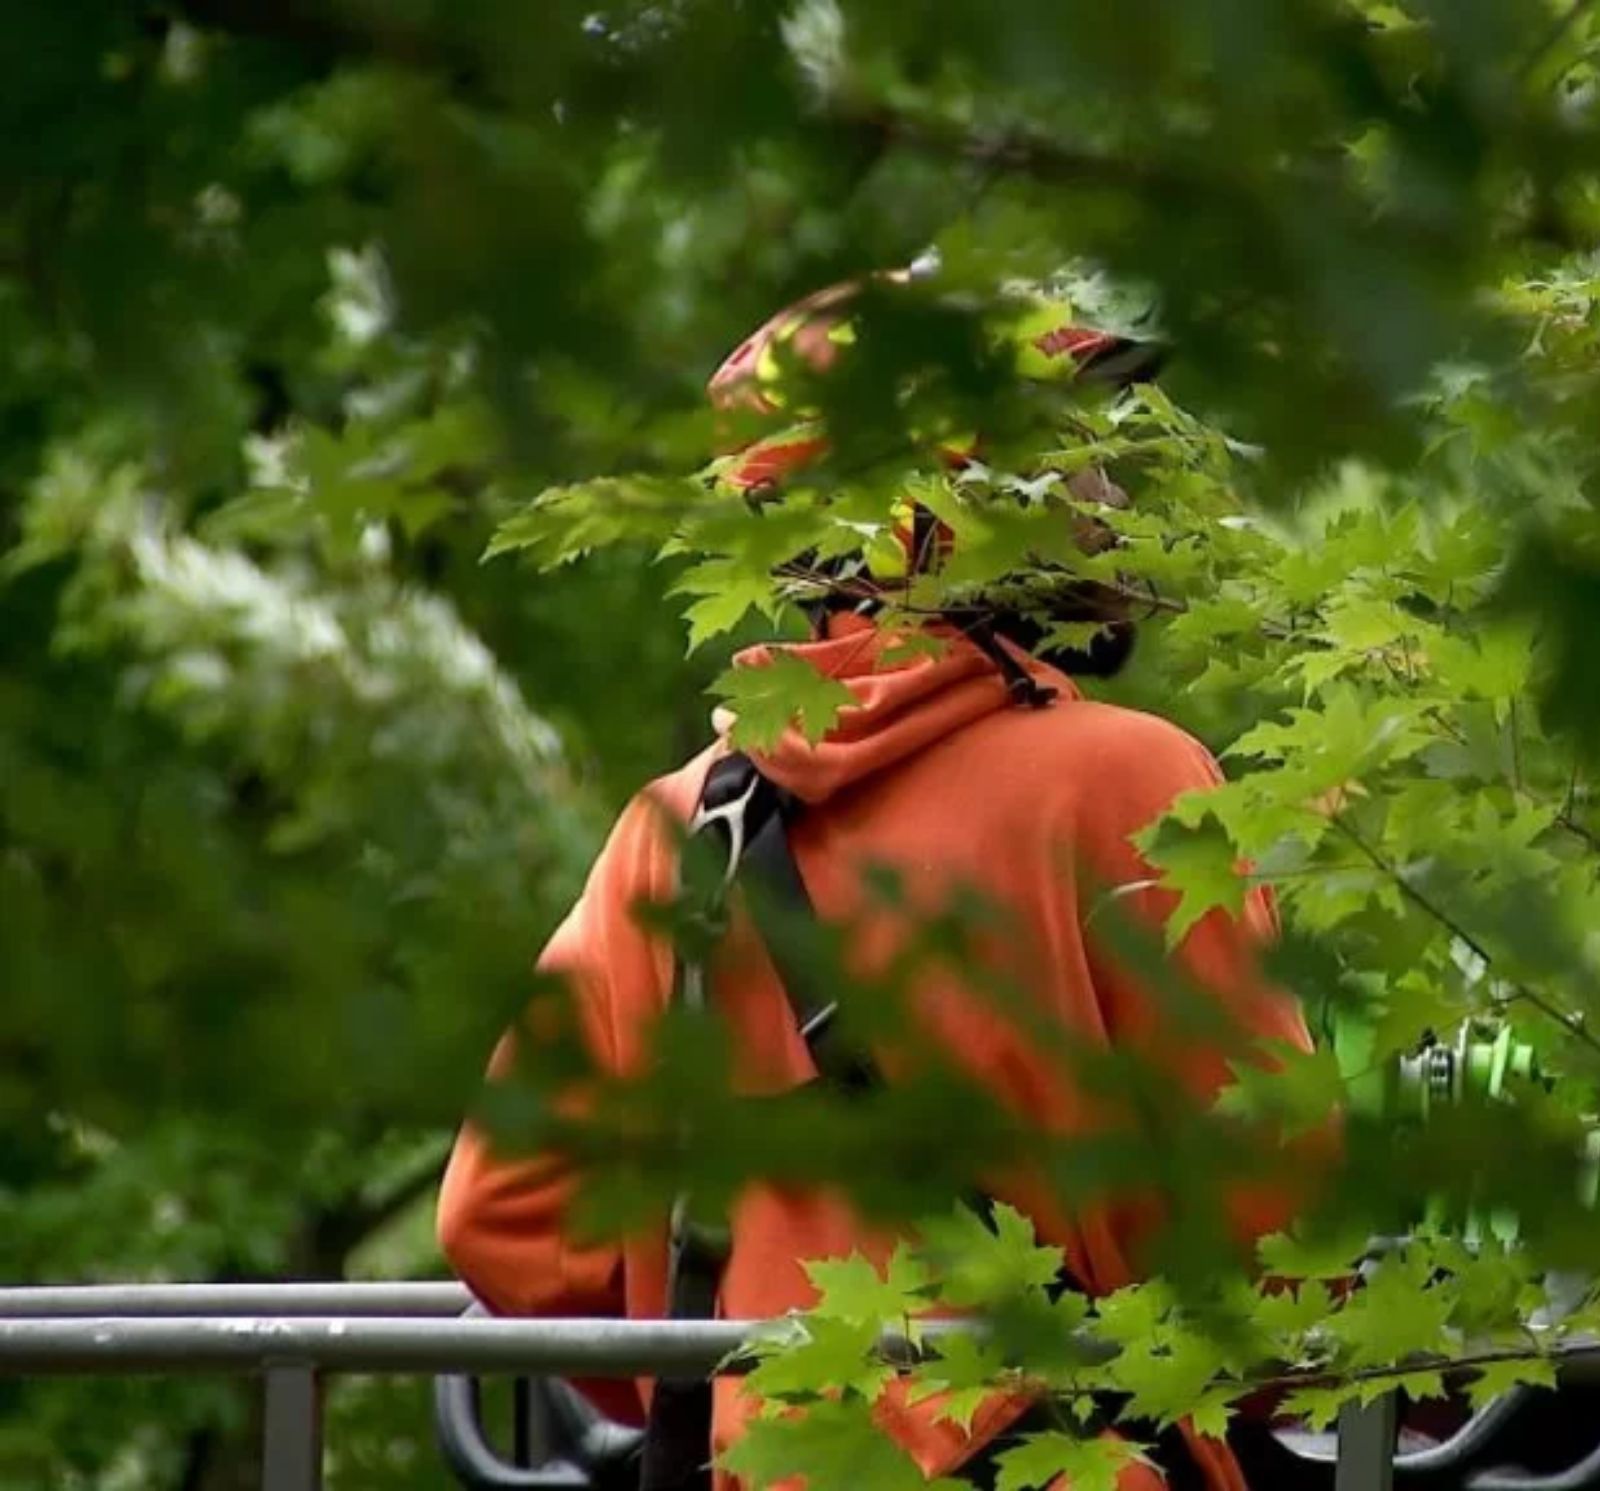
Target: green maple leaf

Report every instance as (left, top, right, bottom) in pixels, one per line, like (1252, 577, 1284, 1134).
(996, 1287, 1098, 1385)
(1212, 1041, 1343, 1137)
(1110, 1332, 1224, 1427)
(485, 475, 693, 564)
(1284, 865, 1402, 934)
(1052, 1290, 1091, 1329)
(1131, 817, 1247, 948)
(906, 1329, 1010, 1430)
(904, 1380, 1002, 1433)
(1427, 625, 1533, 716)
(994, 1432, 1149, 1491)
(1280, 1383, 1351, 1431)
(942, 1386, 998, 1433)
(990, 1203, 1067, 1285)
(1227, 687, 1431, 789)
(1445, 1246, 1542, 1336)
(1368, 975, 1465, 1062)
(1317, 596, 1412, 653)
(1464, 1355, 1557, 1411)
(807, 1245, 934, 1324)
(1389, 1369, 1448, 1406)
(740, 1315, 893, 1402)
(1252, 1279, 1334, 1342)
(721, 1397, 969, 1491)
(908, 1331, 1004, 1407)
(714, 653, 855, 751)
(920, 1202, 1065, 1308)
(672, 558, 778, 651)
(1094, 1283, 1174, 1346)
(1167, 777, 1320, 858)
(1064, 1393, 1101, 1426)
(1287, 646, 1359, 694)
(1188, 1386, 1240, 1439)
(1256, 1226, 1368, 1280)
(917, 1329, 1006, 1390)
(1164, 594, 1261, 650)
(1326, 1257, 1452, 1369)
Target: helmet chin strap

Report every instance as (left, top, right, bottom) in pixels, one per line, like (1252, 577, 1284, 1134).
(962, 614, 1059, 709)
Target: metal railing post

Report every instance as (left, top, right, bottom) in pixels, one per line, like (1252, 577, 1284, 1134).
(513, 1376, 534, 1468)
(1335, 1392, 1396, 1491)
(263, 1363, 323, 1491)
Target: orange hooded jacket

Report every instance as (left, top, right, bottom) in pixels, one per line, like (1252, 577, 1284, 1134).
(437, 617, 1315, 1491)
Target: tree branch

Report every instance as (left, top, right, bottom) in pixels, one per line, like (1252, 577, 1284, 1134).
(347, 1152, 449, 1242)
(162, 0, 479, 77)
(1239, 1335, 1594, 1399)
(1330, 815, 1600, 1063)
(842, 105, 1178, 198)
(309, 1150, 448, 1266)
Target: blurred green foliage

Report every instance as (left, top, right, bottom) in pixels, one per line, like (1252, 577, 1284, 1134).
(5, 0, 1600, 1485)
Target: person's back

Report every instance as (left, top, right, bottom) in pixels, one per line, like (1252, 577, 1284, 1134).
(438, 614, 1313, 1488)
(437, 275, 1317, 1490)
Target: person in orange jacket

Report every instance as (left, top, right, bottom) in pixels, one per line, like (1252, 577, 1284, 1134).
(438, 279, 1318, 1491)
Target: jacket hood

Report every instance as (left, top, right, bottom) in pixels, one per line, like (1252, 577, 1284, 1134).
(714, 614, 1078, 804)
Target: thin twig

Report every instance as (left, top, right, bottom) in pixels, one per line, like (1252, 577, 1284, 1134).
(1236, 1337, 1591, 1399)
(1330, 816, 1600, 1062)
(987, 1334, 1594, 1411)
(776, 557, 1288, 637)
(1556, 811, 1600, 849)
(1510, 697, 1524, 794)
(1422, 706, 1596, 852)
(843, 106, 1178, 197)
(1330, 817, 1493, 964)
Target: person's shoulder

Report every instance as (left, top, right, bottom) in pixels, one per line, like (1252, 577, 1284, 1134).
(617, 743, 723, 842)
(1033, 695, 1218, 774)
(1004, 697, 1224, 831)
(568, 747, 723, 911)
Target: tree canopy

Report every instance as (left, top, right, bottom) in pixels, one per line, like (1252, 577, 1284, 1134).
(5, 1, 1600, 1486)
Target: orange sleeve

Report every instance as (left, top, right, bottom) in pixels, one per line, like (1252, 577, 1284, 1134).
(1073, 724, 1322, 1272)
(436, 792, 677, 1425)
(436, 907, 626, 1319)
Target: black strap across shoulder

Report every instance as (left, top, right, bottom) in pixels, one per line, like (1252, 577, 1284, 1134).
(640, 752, 877, 1491)
(696, 752, 880, 1092)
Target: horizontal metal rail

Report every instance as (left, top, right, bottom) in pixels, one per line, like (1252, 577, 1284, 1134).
(2, 1293, 1596, 1384)
(4, 1313, 1596, 1381)
(0, 1315, 758, 1377)
(0, 1282, 471, 1318)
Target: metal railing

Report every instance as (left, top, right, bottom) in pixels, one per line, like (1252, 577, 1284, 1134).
(1, 1283, 1597, 1491)
(0, 1284, 778, 1491)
